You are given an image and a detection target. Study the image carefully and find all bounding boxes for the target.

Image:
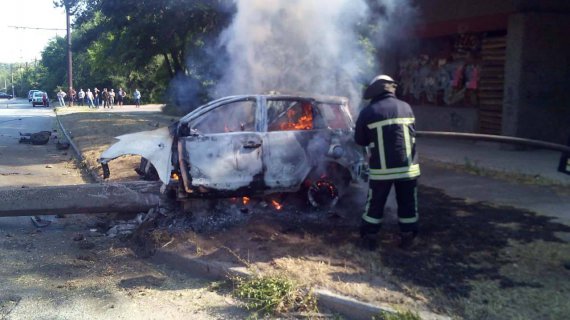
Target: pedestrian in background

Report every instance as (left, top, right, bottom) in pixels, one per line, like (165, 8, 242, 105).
(42, 92, 48, 107)
(109, 89, 115, 107)
(86, 89, 95, 108)
(102, 88, 110, 109)
(94, 87, 100, 108)
(78, 89, 85, 106)
(355, 74, 420, 250)
(68, 87, 76, 107)
(118, 88, 125, 106)
(133, 89, 141, 108)
(57, 89, 66, 107)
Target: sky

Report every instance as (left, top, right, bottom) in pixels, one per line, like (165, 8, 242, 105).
(0, 0, 67, 64)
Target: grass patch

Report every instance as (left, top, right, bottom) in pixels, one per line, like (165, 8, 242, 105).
(374, 310, 421, 320)
(232, 274, 318, 318)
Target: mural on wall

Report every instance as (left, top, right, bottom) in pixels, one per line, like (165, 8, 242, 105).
(398, 33, 482, 107)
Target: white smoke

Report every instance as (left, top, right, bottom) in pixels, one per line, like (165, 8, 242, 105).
(214, 0, 416, 112)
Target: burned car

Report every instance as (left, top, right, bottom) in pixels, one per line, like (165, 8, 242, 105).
(99, 94, 367, 207)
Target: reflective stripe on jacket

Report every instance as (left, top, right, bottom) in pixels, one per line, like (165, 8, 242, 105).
(355, 93, 420, 180)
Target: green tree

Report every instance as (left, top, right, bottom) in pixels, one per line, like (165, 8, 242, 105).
(51, 0, 234, 107)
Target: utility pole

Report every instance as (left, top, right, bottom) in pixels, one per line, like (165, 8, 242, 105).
(10, 64, 14, 97)
(65, 1, 73, 102)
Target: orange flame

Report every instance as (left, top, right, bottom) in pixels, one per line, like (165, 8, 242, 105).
(242, 196, 250, 206)
(271, 200, 283, 210)
(279, 103, 313, 130)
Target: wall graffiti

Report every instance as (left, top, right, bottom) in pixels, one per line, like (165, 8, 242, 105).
(398, 33, 482, 107)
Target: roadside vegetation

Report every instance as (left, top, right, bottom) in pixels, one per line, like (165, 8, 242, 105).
(233, 274, 318, 318)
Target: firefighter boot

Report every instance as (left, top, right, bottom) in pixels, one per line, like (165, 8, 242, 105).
(358, 222, 381, 251)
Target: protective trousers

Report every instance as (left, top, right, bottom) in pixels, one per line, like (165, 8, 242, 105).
(360, 179, 419, 235)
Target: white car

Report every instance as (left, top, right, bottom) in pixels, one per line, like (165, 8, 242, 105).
(28, 90, 40, 102)
(100, 94, 368, 208)
(31, 91, 49, 107)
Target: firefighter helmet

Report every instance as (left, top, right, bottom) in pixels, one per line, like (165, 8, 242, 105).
(363, 74, 397, 99)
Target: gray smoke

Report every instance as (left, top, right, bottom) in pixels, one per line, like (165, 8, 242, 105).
(214, 0, 416, 113)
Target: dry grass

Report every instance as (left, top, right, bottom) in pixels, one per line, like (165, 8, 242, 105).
(57, 108, 176, 181)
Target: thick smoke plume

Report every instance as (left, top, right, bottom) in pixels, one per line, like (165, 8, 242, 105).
(214, 0, 416, 111)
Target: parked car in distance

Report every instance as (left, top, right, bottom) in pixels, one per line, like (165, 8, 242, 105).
(0, 92, 13, 99)
(100, 93, 368, 208)
(28, 90, 40, 102)
(31, 91, 49, 107)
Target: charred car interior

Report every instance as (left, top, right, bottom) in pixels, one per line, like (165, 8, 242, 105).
(99, 94, 368, 208)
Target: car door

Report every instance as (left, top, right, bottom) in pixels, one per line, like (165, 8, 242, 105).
(261, 97, 319, 191)
(178, 97, 263, 193)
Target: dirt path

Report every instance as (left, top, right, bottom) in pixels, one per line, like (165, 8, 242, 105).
(0, 215, 247, 320)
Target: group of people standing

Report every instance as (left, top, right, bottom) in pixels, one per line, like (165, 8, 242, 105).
(57, 87, 142, 108)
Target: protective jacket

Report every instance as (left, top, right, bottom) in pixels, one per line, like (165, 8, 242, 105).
(355, 93, 420, 180)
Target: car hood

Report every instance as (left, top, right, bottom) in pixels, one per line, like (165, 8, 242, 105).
(99, 127, 173, 184)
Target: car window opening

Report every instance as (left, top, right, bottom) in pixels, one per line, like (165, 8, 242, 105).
(267, 100, 348, 132)
(191, 100, 256, 134)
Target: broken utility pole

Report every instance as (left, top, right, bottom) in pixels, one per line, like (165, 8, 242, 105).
(0, 181, 162, 217)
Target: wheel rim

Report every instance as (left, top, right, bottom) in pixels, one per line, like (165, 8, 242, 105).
(307, 180, 339, 208)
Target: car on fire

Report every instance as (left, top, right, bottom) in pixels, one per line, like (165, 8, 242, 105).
(99, 94, 368, 207)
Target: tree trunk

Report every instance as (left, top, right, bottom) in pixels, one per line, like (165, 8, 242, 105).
(163, 53, 175, 78)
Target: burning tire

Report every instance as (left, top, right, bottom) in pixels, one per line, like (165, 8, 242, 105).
(307, 179, 340, 209)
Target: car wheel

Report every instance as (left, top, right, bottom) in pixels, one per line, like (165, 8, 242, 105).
(135, 157, 159, 181)
(307, 179, 340, 209)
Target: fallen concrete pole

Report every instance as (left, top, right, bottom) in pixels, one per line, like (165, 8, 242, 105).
(0, 181, 163, 217)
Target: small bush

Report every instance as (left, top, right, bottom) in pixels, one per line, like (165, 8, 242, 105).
(233, 274, 317, 317)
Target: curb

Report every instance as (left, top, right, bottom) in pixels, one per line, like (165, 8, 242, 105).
(153, 248, 450, 320)
(56, 109, 450, 320)
(54, 109, 83, 163)
(54, 109, 103, 183)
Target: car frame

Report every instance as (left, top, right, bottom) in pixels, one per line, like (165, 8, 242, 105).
(99, 93, 367, 207)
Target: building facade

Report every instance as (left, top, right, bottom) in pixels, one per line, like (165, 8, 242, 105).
(387, 0, 570, 143)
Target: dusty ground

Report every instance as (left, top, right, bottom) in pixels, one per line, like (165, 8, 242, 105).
(0, 214, 248, 320)
(1, 104, 250, 319)
(57, 107, 570, 319)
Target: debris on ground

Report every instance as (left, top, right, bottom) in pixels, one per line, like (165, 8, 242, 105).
(105, 207, 165, 238)
(0, 294, 22, 319)
(56, 141, 71, 150)
(18, 131, 52, 145)
(30, 216, 53, 228)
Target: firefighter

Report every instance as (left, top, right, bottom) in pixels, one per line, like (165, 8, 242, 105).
(355, 74, 420, 250)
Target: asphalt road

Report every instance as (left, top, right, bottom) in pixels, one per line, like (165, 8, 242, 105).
(0, 98, 247, 319)
(0, 97, 84, 188)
